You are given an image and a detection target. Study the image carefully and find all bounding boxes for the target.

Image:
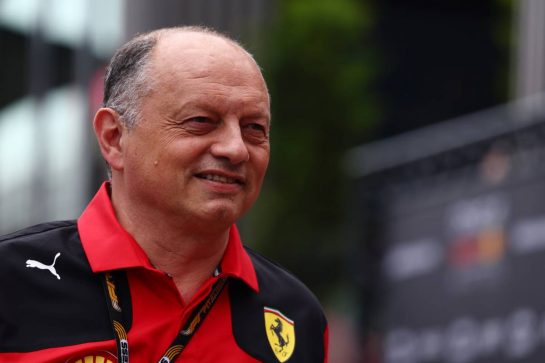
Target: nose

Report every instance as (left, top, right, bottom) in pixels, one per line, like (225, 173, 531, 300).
(209, 121, 250, 164)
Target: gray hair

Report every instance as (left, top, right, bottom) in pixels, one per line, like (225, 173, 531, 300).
(103, 26, 254, 129)
(103, 31, 157, 128)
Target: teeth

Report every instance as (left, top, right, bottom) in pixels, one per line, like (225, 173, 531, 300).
(201, 174, 237, 184)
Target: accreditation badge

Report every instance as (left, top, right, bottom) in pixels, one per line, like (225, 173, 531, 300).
(264, 307, 295, 362)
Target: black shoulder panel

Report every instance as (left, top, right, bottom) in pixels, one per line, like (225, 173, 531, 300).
(230, 247, 327, 362)
(0, 221, 132, 352)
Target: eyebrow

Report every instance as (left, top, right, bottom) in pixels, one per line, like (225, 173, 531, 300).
(172, 99, 270, 120)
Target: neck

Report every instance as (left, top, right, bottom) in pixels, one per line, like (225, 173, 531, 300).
(110, 184, 231, 302)
(138, 227, 229, 302)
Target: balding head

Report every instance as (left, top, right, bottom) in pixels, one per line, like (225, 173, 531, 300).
(94, 25, 271, 229)
(103, 26, 267, 129)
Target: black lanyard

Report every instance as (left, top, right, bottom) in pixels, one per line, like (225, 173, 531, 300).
(102, 270, 228, 363)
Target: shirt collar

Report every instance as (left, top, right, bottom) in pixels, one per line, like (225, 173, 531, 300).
(77, 182, 259, 292)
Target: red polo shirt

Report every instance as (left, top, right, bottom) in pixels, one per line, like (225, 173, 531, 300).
(0, 183, 328, 362)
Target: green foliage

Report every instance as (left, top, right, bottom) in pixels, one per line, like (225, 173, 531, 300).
(246, 0, 378, 299)
(492, 0, 514, 100)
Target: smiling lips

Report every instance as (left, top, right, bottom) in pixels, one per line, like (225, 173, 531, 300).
(197, 173, 244, 185)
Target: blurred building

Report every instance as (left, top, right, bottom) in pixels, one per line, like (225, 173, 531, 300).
(0, 0, 124, 233)
(0, 0, 272, 234)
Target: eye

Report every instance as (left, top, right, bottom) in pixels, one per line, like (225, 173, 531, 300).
(246, 123, 266, 132)
(188, 116, 211, 123)
(181, 116, 217, 134)
(243, 122, 269, 143)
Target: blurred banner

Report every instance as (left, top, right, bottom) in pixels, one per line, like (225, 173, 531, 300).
(346, 95, 545, 363)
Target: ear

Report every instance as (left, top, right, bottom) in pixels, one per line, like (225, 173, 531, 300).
(93, 108, 126, 171)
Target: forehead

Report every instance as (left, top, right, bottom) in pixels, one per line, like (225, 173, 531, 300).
(145, 31, 270, 117)
(152, 32, 266, 89)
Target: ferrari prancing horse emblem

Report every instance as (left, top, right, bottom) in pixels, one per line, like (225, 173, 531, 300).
(264, 307, 295, 362)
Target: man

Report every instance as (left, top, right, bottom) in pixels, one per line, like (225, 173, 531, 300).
(0, 27, 328, 362)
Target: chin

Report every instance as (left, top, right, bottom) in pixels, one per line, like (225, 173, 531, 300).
(202, 204, 241, 225)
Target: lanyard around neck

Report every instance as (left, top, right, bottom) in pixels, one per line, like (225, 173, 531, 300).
(102, 270, 229, 363)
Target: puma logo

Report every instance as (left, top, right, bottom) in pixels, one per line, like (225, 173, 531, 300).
(26, 252, 61, 280)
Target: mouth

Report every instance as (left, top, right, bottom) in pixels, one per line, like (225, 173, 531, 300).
(195, 173, 244, 185)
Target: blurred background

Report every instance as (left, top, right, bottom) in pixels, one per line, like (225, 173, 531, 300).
(2, 0, 545, 362)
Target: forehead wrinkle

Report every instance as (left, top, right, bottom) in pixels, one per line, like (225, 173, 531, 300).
(169, 68, 269, 104)
(154, 60, 265, 100)
(175, 90, 269, 119)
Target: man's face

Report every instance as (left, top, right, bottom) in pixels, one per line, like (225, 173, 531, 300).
(119, 33, 270, 228)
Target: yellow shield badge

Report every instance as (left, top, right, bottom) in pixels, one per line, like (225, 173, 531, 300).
(264, 307, 295, 362)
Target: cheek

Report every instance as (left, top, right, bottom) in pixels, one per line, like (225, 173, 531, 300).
(125, 143, 168, 183)
(251, 150, 270, 181)
(259, 156, 270, 176)
(164, 137, 208, 160)
(262, 147, 271, 169)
